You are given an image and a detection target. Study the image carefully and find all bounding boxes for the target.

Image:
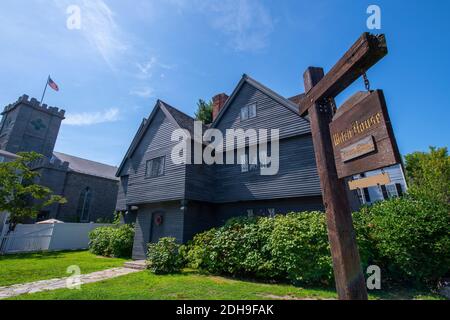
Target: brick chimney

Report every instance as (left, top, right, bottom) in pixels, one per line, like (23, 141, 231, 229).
(212, 93, 229, 121)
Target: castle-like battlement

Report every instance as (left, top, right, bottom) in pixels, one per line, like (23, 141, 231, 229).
(2, 94, 66, 118)
(30, 156, 70, 171)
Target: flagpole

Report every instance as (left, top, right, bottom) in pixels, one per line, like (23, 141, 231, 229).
(40, 75, 50, 105)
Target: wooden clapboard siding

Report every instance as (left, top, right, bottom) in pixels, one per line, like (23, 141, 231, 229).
(213, 135, 321, 203)
(132, 201, 184, 260)
(115, 175, 128, 211)
(209, 81, 321, 203)
(214, 82, 311, 142)
(126, 109, 186, 205)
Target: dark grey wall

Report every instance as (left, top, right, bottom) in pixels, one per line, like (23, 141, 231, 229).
(116, 175, 128, 211)
(132, 201, 184, 260)
(34, 166, 68, 219)
(57, 172, 118, 223)
(125, 109, 186, 206)
(183, 201, 216, 242)
(214, 82, 311, 142)
(213, 135, 322, 203)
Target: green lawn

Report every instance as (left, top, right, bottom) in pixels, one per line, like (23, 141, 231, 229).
(0, 250, 126, 287)
(9, 270, 444, 300)
(10, 271, 337, 300)
(1, 251, 443, 300)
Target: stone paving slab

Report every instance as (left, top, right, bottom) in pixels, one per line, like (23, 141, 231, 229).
(0, 267, 140, 299)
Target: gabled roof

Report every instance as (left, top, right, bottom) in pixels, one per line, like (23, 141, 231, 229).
(116, 75, 307, 177)
(53, 152, 118, 181)
(211, 74, 302, 128)
(115, 118, 147, 177)
(116, 100, 200, 177)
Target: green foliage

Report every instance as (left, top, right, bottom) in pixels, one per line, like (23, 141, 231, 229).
(268, 213, 333, 285)
(89, 227, 114, 256)
(0, 152, 66, 229)
(405, 146, 449, 207)
(185, 212, 333, 286)
(89, 224, 135, 258)
(194, 99, 213, 124)
(146, 237, 183, 274)
(110, 224, 135, 258)
(353, 196, 450, 287)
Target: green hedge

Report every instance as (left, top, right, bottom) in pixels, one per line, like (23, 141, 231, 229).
(185, 212, 334, 286)
(353, 196, 449, 287)
(183, 197, 449, 288)
(89, 224, 135, 258)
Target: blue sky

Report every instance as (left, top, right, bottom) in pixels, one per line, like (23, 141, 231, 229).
(0, 0, 448, 166)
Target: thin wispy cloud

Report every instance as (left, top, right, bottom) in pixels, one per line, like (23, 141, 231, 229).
(64, 108, 120, 126)
(166, 0, 274, 51)
(136, 57, 176, 79)
(54, 0, 127, 69)
(130, 87, 155, 98)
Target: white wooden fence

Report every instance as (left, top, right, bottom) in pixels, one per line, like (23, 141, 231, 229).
(0, 223, 112, 254)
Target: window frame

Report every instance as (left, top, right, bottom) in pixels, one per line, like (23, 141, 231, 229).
(77, 187, 92, 223)
(145, 156, 166, 178)
(240, 149, 259, 173)
(240, 103, 257, 121)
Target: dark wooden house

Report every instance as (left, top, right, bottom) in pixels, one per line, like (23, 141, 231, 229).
(117, 75, 327, 260)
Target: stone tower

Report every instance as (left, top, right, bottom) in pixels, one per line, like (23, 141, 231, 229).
(0, 95, 65, 159)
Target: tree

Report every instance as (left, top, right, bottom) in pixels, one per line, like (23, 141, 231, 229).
(404, 146, 449, 206)
(0, 152, 66, 231)
(194, 99, 213, 124)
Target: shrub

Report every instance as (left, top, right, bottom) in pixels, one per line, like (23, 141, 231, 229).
(89, 224, 135, 258)
(89, 227, 113, 256)
(110, 224, 135, 258)
(268, 213, 333, 286)
(185, 228, 217, 270)
(147, 237, 183, 274)
(184, 212, 333, 286)
(353, 196, 450, 287)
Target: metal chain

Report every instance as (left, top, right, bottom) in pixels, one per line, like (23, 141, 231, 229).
(363, 72, 371, 91)
(328, 97, 337, 115)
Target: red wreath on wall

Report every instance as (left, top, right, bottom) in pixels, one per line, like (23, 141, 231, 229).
(154, 215, 163, 226)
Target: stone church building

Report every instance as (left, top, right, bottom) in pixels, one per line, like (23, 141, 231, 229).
(0, 95, 119, 223)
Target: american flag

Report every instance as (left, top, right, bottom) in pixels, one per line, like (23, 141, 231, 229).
(48, 77, 59, 92)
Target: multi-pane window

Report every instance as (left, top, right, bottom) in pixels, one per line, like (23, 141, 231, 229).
(146, 156, 165, 178)
(240, 153, 248, 173)
(240, 103, 257, 121)
(380, 185, 389, 200)
(260, 150, 269, 169)
(240, 149, 259, 173)
(356, 188, 371, 205)
(386, 184, 403, 198)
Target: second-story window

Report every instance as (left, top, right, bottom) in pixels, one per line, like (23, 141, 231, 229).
(146, 156, 165, 178)
(240, 103, 257, 121)
(240, 149, 258, 173)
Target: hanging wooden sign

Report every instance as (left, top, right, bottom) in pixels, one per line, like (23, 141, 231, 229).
(329, 90, 401, 179)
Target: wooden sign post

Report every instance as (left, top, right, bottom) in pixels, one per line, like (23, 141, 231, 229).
(298, 33, 388, 300)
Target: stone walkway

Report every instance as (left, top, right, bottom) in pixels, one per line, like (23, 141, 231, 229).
(0, 267, 140, 299)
